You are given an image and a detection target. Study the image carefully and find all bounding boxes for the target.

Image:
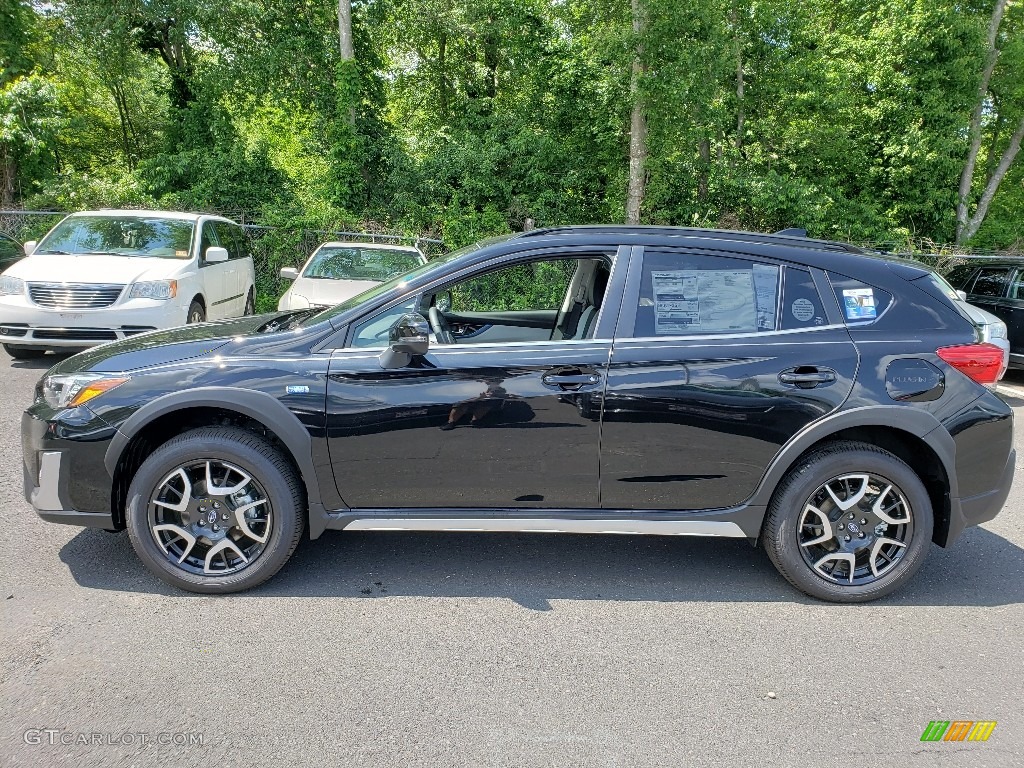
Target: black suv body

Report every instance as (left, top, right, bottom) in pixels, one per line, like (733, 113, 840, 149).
(23, 227, 1015, 601)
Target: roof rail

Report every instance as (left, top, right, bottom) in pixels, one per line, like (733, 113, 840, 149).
(515, 224, 864, 254)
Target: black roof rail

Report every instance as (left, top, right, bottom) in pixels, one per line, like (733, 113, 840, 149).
(515, 224, 865, 254)
(774, 227, 807, 237)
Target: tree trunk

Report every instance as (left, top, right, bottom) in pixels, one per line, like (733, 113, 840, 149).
(438, 32, 448, 119)
(0, 150, 15, 208)
(962, 116, 1024, 242)
(625, 0, 647, 225)
(956, 0, 1008, 243)
(732, 2, 744, 157)
(338, 0, 356, 126)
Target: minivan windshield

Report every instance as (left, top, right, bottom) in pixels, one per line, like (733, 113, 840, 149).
(302, 246, 422, 281)
(305, 235, 514, 326)
(35, 215, 195, 259)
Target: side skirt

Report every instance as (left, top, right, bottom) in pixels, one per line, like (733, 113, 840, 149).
(317, 506, 765, 541)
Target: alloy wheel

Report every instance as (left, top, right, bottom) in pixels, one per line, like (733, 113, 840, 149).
(797, 473, 914, 585)
(148, 459, 273, 576)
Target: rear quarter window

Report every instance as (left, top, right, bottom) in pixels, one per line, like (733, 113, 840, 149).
(827, 272, 893, 324)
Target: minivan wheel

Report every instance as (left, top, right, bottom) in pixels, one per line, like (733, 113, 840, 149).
(187, 300, 205, 324)
(244, 290, 255, 315)
(3, 344, 46, 359)
(126, 427, 305, 593)
(762, 441, 933, 603)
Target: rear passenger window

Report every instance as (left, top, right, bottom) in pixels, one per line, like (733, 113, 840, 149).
(780, 266, 827, 330)
(971, 268, 1011, 298)
(630, 251, 826, 337)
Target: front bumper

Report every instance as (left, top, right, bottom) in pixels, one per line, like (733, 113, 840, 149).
(22, 406, 118, 529)
(0, 294, 184, 348)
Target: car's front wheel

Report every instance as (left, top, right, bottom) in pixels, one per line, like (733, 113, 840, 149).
(762, 441, 933, 603)
(126, 427, 305, 593)
(187, 300, 205, 324)
(244, 289, 255, 315)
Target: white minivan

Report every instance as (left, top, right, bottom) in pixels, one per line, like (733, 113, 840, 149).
(0, 210, 256, 358)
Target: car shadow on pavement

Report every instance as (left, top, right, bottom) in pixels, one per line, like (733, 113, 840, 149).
(6, 352, 76, 370)
(59, 524, 1024, 608)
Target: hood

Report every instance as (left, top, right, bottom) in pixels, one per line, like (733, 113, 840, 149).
(6, 253, 188, 283)
(289, 276, 380, 307)
(48, 314, 275, 374)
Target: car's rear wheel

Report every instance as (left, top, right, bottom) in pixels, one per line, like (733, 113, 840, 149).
(762, 441, 933, 603)
(3, 344, 46, 359)
(187, 300, 205, 324)
(126, 427, 305, 593)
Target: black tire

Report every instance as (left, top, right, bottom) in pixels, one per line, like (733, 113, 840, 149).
(4, 344, 45, 359)
(126, 427, 305, 593)
(187, 300, 205, 324)
(244, 289, 255, 315)
(762, 440, 933, 603)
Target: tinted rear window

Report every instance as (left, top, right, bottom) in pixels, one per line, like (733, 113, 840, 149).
(971, 268, 1011, 298)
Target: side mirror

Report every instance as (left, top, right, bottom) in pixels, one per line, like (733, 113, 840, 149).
(206, 246, 229, 263)
(379, 313, 429, 369)
(279, 267, 299, 280)
(956, 289, 968, 301)
(23, 241, 36, 256)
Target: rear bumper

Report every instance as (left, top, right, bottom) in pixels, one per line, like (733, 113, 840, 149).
(946, 448, 1015, 545)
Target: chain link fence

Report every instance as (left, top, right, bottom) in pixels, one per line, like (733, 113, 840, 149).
(0, 211, 444, 312)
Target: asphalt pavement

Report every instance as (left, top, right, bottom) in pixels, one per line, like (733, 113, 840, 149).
(1, 353, 1022, 767)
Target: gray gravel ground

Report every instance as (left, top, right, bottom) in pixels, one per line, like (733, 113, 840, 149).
(1, 354, 1022, 768)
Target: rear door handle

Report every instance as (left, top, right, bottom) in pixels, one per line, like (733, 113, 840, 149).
(779, 368, 837, 388)
(542, 372, 602, 390)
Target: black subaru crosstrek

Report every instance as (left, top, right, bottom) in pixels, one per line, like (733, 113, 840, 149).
(23, 226, 1015, 601)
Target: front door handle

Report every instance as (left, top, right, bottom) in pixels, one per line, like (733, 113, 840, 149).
(542, 372, 602, 391)
(779, 367, 837, 388)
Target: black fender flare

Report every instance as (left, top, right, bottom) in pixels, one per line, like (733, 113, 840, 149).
(104, 387, 333, 536)
(746, 404, 958, 509)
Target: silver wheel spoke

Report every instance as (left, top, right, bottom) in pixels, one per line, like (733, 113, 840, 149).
(204, 538, 249, 573)
(800, 504, 833, 547)
(152, 468, 192, 513)
(826, 474, 870, 511)
(233, 499, 270, 544)
(814, 552, 857, 583)
(153, 523, 197, 564)
(206, 461, 251, 496)
(869, 536, 907, 577)
(871, 485, 910, 525)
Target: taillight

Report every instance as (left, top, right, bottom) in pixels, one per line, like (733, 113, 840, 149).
(936, 343, 1005, 386)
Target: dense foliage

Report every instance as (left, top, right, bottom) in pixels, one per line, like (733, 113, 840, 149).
(1, 0, 1022, 254)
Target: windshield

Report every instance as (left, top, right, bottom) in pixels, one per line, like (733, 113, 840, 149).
(302, 246, 422, 281)
(35, 215, 195, 258)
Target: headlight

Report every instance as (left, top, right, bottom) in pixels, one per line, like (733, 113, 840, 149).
(42, 374, 129, 409)
(986, 320, 1008, 341)
(0, 275, 25, 296)
(129, 280, 177, 300)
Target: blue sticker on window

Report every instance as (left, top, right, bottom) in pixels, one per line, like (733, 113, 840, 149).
(842, 288, 876, 320)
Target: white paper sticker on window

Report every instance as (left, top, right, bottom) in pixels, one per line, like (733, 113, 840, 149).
(842, 287, 876, 320)
(753, 263, 779, 331)
(791, 298, 815, 322)
(651, 270, 757, 334)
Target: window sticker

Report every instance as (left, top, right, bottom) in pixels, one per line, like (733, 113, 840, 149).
(842, 287, 876, 320)
(791, 298, 815, 322)
(651, 269, 756, 334)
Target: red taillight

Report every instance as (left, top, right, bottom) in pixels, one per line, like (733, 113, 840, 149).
(936, 343, 1005, 385)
